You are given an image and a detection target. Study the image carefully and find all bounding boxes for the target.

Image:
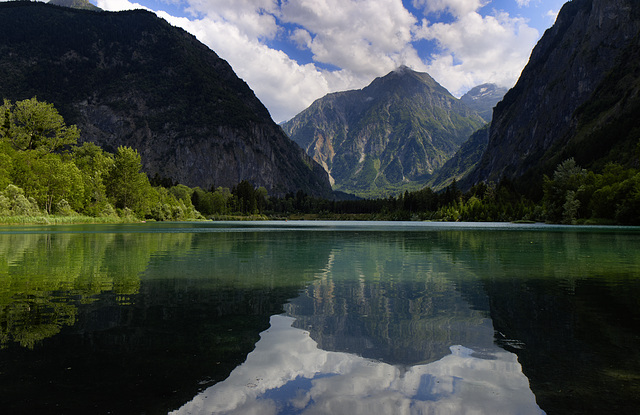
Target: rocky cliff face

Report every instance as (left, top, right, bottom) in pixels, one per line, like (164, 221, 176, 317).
(466, 0, 640, 187)
(282, 66, 485, 197)
(0, 2, 333, 197)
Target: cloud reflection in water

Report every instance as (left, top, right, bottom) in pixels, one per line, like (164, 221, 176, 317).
(173, 315, 544, 415)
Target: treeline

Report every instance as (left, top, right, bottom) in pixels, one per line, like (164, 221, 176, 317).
(2, 98, 639, 225)
(258, 158, 640, 225)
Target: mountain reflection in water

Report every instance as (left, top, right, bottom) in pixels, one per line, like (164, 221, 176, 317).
(173, 315, 544, 415)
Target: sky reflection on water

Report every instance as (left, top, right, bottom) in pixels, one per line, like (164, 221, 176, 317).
(173, 315, 544, 415)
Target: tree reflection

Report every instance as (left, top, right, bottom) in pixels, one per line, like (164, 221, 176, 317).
(0, 230, 192, 348)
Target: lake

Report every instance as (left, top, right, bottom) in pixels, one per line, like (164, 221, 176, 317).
(1, 221, 639, 414)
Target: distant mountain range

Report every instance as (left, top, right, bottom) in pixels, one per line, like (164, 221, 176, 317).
(0, 1, 333, 197)
(282, 67, 501, 197)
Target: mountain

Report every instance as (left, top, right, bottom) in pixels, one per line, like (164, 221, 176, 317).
(48, 0, 101, 11)
(0, 2, 333, 197)
(459, 84, 508, 122)
(465, 0, 640, 191)
(282, 66, 485, 197)
(427, 124, 490, 190)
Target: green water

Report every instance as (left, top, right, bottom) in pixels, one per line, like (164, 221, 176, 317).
(1, 221, 639, 414)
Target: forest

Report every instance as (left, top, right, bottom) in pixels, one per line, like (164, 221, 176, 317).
(1, 98, 639, 225)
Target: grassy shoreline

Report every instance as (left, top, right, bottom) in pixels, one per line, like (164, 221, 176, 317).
(0, 214, 267, 225)
(0, 215, 135, 225)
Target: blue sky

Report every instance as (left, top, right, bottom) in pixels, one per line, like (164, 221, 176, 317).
(83, 0, 565, 122)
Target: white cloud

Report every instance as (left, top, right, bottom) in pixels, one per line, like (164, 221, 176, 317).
(96, 0, 149, 11)
(87, 0, 542, 121)
(171, 315, 545, 415)
(290, 28, 312, 50)
(516, 0, 532, 6)
(280, 0, 419, 79)
(413, 0, 486, 17)
(416, 9, 539, 96)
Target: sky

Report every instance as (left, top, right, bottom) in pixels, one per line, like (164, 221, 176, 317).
(55, 0, 565, 122)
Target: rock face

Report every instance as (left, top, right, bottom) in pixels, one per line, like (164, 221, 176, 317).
(282, 66, 484, 197)
(0, 2, 333, 197)
(428, 125, 490, 191)
(459, 84, 508, 123)
(466, 0, 640, 187)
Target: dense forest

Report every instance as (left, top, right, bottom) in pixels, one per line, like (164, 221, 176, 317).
(1, 98, 639, 225)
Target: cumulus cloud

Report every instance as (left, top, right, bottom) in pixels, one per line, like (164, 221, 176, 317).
(416, 9, 539, 96)
(546, 8, 560, 23)
(96, 0, 149, 11)
(171, 315, 544, 415)
(85, 0, 542, 121)
(280, 0, 419, 77)
(413, 0, 486, 17)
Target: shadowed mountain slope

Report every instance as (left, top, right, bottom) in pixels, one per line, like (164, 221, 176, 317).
(0, 2, 333, 197)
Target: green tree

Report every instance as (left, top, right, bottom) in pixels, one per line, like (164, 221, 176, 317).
(0, 98, 79, 154)
(543, 158, 587, 223)
(0, 184, 40, 216)
(11, 152, 84, 214)
(0, 152, 12, 190)
(73, 142, 115, 216)
(105, 146, 151, 217)
(214, 187, 232, 213)
(234, 180, 257, 214)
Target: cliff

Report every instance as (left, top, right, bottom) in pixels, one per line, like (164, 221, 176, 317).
(466, 0, 640, 189)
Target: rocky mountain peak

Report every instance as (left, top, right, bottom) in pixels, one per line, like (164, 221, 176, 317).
(460, 83, 508, 122)
(283, 68, 485, 197)
(48, 0, 101, 11)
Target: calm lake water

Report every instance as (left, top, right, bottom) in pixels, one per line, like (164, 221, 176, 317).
(1, 221, 639, 414)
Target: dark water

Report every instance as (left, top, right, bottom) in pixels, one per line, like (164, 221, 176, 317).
(1, 221, 639, 414)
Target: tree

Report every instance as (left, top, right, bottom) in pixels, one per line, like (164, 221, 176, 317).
(73, 142, 114, 215)
(234, 180, 257, 214)
(0, 98, 79, 154)
(105, 146, 151, 216)
(543, 158, 587, 222)
(11, 152, 84, 213)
